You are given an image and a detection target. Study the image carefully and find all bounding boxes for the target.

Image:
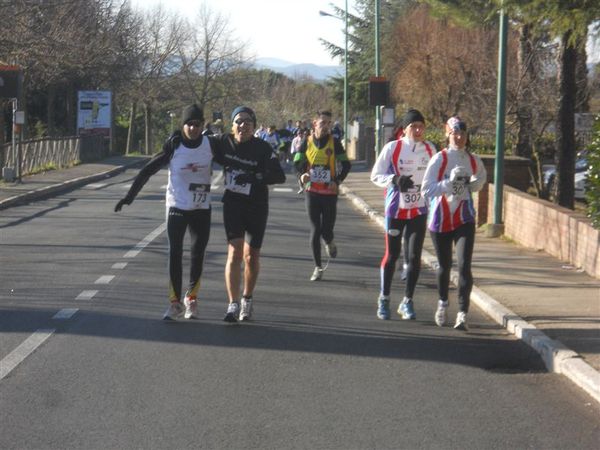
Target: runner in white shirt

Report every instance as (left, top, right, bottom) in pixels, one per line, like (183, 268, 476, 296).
(115, 104, 215, 321)
(371, 109, 436, 320)
(421, 116, 487, 331)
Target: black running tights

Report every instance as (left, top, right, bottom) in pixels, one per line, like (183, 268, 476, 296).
(429, 222, 475, 312)
(305, 192, 337, 267)
(166, 207, 211, 302)
(380, 214, 426, 298)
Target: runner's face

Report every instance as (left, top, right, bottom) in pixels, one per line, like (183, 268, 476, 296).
(232, 113, 255, 143)
(313, 115, 331, 137)
(448, 129, 467, 149)
(405, 121, 425, 141)
(183, 120, 203, 140)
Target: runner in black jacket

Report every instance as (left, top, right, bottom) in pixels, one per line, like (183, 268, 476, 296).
(210, 106, 286, 322)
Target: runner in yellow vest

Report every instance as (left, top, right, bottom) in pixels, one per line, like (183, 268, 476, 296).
(294, 111, 351, 281)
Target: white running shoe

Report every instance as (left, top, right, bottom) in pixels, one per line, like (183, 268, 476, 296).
(310, 266, 324, 281)
(239, 298, 253, 321)
(163, 301, 184, 321)
(223, 302, 239, 323)
(434, 300, 448, 327)
(325, 241, 337, 258)
(183, 296, 198, 319)
(454, 312, 468, 331)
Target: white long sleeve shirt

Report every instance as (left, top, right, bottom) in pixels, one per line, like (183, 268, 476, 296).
(370, 137, 436, 220)
(421, 146, 487, 232)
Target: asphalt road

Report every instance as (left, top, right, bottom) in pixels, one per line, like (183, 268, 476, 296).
(1, 167, 598, 449)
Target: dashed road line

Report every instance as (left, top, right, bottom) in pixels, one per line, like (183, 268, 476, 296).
(112, 262, 128, 269)
(124, 222, 166, 258)
(0, 329, 56, 380)
(94, 275, 115, 285)
(53, 308, 79, 320)
(76, 290, 98, 300)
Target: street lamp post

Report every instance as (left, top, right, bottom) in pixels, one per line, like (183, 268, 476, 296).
(319, 5, 348, 147)
(374, 0, 381, 156)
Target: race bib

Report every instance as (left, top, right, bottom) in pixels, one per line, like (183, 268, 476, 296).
(309, 166, 331, 183)
(188, 183, 210, 208)
(399, 184, 422, 209)
(448, 180, 470, 202)
(225, 169, 251, 195)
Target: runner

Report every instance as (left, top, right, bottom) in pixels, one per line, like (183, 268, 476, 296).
(114, 104, 214, 321)
(210, 106, 286, 322)
(421, 116, 487, 331)
(294, 110, 351, 281)
(370, 109, 436, 320)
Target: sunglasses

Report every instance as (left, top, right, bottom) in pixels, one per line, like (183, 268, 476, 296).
(234, 118, 254, 126)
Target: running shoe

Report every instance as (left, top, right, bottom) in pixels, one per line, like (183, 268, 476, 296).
(310, 266, 324, 281)
(398, 297, 416, 320)
(163, 301, 184, 321)
(223, 302, 239, 323)
(239, 298, 253, 321)
(377, 295, 390, 320)
(400, 263, 408, 281)
(434, 300, 448, 326)
(325, 240, 337, 258)
(183, 296, 198, 319)
(454, 312, 468, 331)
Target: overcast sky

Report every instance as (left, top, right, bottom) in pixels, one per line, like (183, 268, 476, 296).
(129, 0, 355, 66)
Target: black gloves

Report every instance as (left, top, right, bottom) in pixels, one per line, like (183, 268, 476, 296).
(393, 175, 414, 192)
(114, 198, 131, 212)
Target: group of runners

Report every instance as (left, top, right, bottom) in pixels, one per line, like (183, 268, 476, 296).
(114, 104, 485, 331)
(371, 109, 487, 331)
(115, 105, 350, 323)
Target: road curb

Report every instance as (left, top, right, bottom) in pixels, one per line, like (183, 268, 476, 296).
(0, 159, 144, 211)
(340, 184, 600, 405)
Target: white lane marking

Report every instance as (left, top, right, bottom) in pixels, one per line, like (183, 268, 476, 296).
(112, 262, 128, 269)
(76, 290, 98, 300)
(84, 183, 107, 190)
(53, 308, 78, 320)
(122, 184, 132, 189)
(160, 184, 168, 189)
(0, 329, 56, 380)
(273, 187, 293, 192)
(124, 222, 167, 258)
(95, 275, 115, 285)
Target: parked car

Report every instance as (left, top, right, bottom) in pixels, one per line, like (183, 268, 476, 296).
(543, 150, 589, 200)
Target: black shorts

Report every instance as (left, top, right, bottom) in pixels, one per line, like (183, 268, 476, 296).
(223, 198, 269, 249)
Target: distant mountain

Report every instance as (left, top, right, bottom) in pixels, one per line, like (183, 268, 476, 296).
(255, 57, 343, 81)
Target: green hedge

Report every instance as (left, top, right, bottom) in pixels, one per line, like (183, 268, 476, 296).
(586, 115, 600, 229)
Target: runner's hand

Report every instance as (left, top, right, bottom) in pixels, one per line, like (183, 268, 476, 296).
(114, 198, 130, 212)
(393, 175, 414, 192)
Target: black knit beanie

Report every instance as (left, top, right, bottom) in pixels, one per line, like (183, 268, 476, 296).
(231, 106, 257, 126)
(181, 104, 204, 125)
(401, 109, 425, 128)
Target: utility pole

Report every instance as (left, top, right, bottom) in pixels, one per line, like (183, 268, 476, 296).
(488, 7, 508, 238)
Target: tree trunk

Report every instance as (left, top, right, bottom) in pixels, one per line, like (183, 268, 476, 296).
(126, 102, 137, 155)
(555, 31, 576, 209)
(47, 85, 55, 137)
(575, 37, 589, 113)
(144, 102, 151, 155)
(66, 86, 75, 135)
(515, 23, 534, 159)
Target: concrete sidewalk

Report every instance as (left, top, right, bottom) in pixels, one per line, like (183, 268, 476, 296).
(1, 156, 599, 403)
